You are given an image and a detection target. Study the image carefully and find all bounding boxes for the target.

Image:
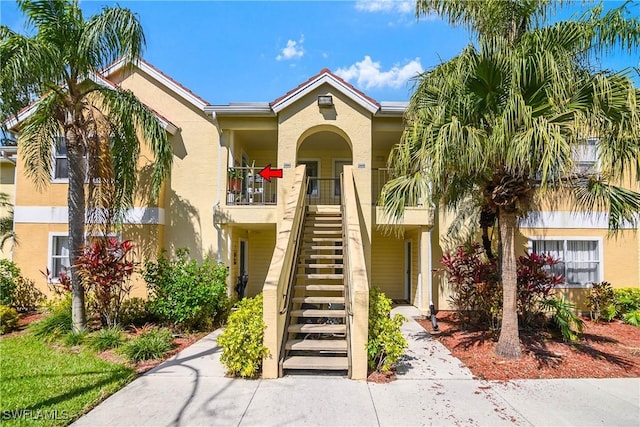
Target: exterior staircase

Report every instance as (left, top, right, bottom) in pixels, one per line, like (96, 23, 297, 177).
(281, 209, 349, 374)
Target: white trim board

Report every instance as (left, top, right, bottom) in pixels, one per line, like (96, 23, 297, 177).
(520, 211, 638, 230)
(14, 207, 165, 225)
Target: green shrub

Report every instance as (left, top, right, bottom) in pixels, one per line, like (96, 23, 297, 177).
(29, 296, 73, 341)
(622, 310, 640, 327)
(541, 297, 584, 342)
(120, 327, 174, 362)
(0, 304, 19, 334)
(588, 281, 617, 322)
(143, 249, 229, 331)
(119, 297, 156, 328)
(90, 326, 126, 351)
(64, 329, 89, 347)
(614, 288, 640, 317)
(11, 276, 45, 312)
(367, 288, 407, 372)
(218, 294, 268, 378)
(0, 259, 20, 306)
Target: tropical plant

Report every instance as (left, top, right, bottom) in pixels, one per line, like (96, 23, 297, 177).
(63, 328, 89, 346)
(367, 288, 407, 372)
(622, 310, 640, 327)
(614, 288, 640, 317)
(0, 192, 16, 250)
(0, 305, 19, 334)
(383, 0, 640, 358)
(120, 326, 174, 362)
(218, 294, 269, 378)
(588, 281, 617, 322)
(119, 297, 155, 328)
(540, 297, 584, 342)
(1, 0, 172, 332)
(89, 326, 126, 352)
(143, 249, 229, 331)
(0, 259, 20, 306)
(76, 238, 135, 327)
(29, 295, 73, 340)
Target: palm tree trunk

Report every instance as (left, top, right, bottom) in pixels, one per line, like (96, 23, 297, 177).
(495, 208, 521, 358)
(66, 128, 86, 332)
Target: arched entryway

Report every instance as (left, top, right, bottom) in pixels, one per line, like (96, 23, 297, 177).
(297, 129, 352, 205)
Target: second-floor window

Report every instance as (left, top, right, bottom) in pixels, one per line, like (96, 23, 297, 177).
(53, 136, 69, 180)
(572, 137, 599, 175)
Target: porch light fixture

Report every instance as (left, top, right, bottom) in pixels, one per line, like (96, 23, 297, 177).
(317, 95, 333, 108)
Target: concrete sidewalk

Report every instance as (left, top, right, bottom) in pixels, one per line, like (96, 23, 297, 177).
(74, 307, 640, 427)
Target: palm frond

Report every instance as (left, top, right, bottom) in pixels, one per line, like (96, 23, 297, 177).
(19, 92, 64, 189)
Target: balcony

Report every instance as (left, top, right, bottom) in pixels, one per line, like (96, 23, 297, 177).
(227, 166, 277, 206)
(371, 168, 434, 226)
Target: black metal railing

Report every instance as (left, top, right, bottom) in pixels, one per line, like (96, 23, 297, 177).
(305, 177, 341, 205)
(227, 166, 277, 205)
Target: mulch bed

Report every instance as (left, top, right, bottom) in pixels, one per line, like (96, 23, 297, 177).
(416, 311, 640, 381)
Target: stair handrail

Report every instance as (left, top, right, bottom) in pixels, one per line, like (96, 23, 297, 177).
(279, 176, 308, 316)
(340, 172, 353, 377)
(341, 165, 370, 380)
(262, 165, 307, 378)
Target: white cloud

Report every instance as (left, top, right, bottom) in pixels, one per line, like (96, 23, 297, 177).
(336, 56, 423, 90)
(355, 0, 413, 14)
(276, 35, 304, 61)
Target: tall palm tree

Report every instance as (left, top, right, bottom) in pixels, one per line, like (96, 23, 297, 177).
(1, 0, 172, 331)
(0, 193, 17, 251)
(383, 1, 640, 358)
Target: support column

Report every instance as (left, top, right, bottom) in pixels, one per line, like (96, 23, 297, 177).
(419, 226, 433, 313)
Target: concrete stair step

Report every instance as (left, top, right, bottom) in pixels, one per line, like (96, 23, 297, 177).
(298, 263, 343, 269)
(293, 296, 345, 304)
(294, 284, 344, 291)
(283, 355, 348, 370)
(290, 309, 346, 318)
(297, 273, 343, 280)
(306, 223, 342, 228)
(285, 339, 347, 352)
(302, 245, 343, 251)
(306, 254, 344, 260)
(304, 230, 342, 235)
(304, 237, 343, 243)
(288, 323, 347, 334)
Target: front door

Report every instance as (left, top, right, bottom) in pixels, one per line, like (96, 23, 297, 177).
(298, 160, 319, 199)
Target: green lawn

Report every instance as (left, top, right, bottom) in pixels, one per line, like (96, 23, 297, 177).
(0, 334, 135, 426)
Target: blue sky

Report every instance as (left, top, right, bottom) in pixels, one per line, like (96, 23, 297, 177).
(1, 0, 638, 105)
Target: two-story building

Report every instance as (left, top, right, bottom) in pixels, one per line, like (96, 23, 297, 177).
(3, 59, 639, 379)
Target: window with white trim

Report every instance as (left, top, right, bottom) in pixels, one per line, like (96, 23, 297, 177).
(53, 136, 69, 179)
(572, 137, 599, 174)
(530, 238, 601, 286)
(50, 235, 70, 278)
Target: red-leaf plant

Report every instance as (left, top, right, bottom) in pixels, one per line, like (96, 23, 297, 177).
(75, 238, 135, 327)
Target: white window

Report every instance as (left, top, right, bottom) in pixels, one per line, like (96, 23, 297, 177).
(530, 238, 602, 286)
(52, 136, 89, 181)
(49, 234, 70, 278)
(53, 136, 69, 180)
(572, 137, 599, 174)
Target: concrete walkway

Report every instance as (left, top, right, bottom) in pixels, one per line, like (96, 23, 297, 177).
(74, 307, 640, 427)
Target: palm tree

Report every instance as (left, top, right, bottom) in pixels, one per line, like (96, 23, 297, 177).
(383, 1, 640, 358)
(0, 193, 16, 251)
(1, 0, 172, 331)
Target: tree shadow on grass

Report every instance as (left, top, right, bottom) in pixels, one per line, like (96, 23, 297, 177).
(13, 368, 134, 416)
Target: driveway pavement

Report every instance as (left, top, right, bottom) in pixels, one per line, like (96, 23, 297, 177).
(73, 306, 640, 427)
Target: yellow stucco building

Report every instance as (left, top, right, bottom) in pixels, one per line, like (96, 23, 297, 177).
(3, 59, 638, 379)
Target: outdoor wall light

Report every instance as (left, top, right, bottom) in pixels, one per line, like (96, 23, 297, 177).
(317, 95, 334, 108)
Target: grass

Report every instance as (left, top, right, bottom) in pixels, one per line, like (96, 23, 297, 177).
(0, 334, 135, 426)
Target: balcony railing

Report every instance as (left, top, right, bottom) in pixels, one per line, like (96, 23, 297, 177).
(227, 166, 277, 206)
(306, 177, 341, 205)
(372, 168, 391, 206)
